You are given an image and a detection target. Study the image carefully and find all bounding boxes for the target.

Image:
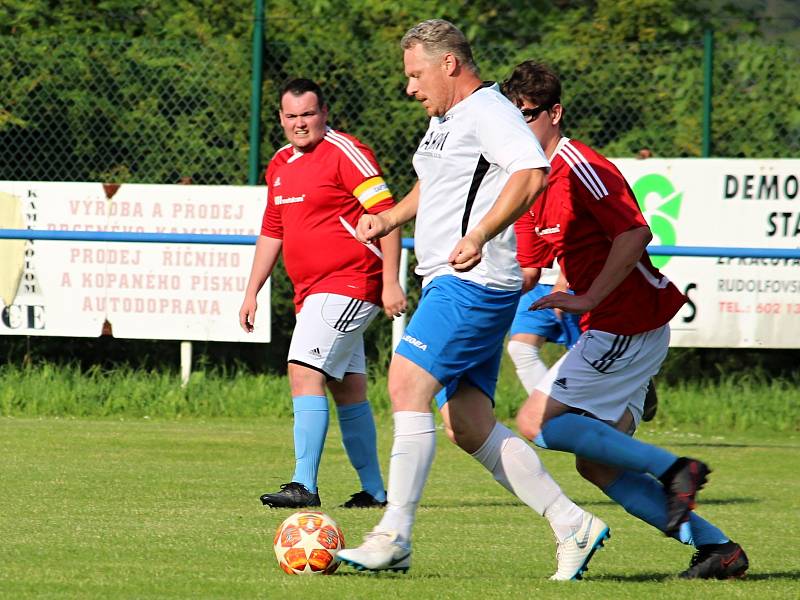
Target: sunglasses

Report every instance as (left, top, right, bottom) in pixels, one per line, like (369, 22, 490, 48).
(520, 105, 551, 123)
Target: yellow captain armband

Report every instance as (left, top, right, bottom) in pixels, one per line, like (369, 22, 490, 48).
(353, 176, 392, 210)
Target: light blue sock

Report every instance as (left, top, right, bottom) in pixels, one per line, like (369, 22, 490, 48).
(291, 395, 329, 493)
(605, 471, 729, 546)
(534, 413, 676, 477)
(337, 401, 386, 502)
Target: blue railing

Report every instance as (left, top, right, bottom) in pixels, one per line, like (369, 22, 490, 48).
(1, 229, 799, 259)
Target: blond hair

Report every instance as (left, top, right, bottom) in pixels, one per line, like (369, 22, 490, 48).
(401, 19, 478, 73)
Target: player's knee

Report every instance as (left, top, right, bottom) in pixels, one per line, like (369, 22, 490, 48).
(576, 457, 618, 489)
(516, 405, 542, 441)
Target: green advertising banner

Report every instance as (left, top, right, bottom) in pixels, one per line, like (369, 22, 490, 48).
(614, 158, 800, 348)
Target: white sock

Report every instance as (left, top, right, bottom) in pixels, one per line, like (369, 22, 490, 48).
(507, 340, 548, 394)
(471, 422, 584, 542)
(377, 411, 436, 542)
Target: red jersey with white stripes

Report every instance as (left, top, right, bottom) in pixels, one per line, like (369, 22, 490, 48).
(261, 128, 395, 311)
(517, 137, 686, 335)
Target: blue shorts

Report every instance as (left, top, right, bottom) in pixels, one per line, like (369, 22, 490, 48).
(395, 275, 520, 409)
(509, 284, 582, 349)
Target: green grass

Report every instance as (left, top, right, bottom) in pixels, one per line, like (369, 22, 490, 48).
(2, 360, 799, 432)
(1, 417, 798, 599)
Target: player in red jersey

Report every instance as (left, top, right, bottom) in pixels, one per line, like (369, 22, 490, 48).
(504, 61, 748, 579)
(239, 78, 406, 510)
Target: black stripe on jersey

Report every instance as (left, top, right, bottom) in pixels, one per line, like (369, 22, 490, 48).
(462, 154, 490, 236)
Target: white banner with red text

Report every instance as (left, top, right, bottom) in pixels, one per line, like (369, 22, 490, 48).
(0, 181, 269, 342)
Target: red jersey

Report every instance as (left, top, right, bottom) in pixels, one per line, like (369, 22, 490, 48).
(516, 138, 686, 335)
(261, 128, 395, 311)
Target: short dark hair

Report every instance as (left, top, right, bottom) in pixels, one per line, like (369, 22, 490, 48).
(279, 78, 325, 110)
(501, 61, 561, 109)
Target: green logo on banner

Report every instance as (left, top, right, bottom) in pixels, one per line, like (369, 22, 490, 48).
(632, 174, 682, 268)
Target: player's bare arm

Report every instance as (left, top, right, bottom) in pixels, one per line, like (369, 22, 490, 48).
(239, 235, 283, 332)
(521, 267, 541, 293)
(380, 227, 408, 319)
(356, 180, 421, 243)
(530, 225, 652, 314)
(551, 269, 569, 320)
(449, 168, 547, 271)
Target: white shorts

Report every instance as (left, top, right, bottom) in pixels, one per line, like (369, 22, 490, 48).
(535, 324, 670, 428)
(287, 293, 380, 380)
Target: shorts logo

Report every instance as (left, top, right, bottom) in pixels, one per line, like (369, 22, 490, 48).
(553, 377, 568, 390)
(401, 334, 428, 351)
(309, 347, 322, 358)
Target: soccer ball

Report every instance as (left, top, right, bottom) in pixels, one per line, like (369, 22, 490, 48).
(273, 511, 345, 575)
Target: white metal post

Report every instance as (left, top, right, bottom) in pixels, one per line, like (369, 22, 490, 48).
(180, 341, 192, 387)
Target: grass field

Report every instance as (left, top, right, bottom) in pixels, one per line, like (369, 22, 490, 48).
(1, 416, 798, 599)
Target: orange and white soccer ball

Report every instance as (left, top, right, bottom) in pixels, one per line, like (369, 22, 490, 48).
(273, 511, 345, 575)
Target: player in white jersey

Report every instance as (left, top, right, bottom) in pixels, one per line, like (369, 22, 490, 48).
(336, 19, 611, 581)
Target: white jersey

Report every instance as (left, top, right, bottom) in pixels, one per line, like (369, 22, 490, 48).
(412, 83, 550, 290)
(537, 262, 560, 286)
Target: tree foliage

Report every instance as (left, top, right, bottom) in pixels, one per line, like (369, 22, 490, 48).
(0, 1, 797, 371)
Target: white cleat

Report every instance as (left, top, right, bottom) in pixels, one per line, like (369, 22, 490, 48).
(550, 512, 610, 581)
(336, 529, 411, 573)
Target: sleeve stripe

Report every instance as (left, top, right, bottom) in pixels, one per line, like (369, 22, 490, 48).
(558, 149, 602, 200)
(636, 262, 671, 289)
(363, 190, 392, 209)
(563, 141, 609, 196)
(325, 131, 378, 178)
(559, 142, 609, 200)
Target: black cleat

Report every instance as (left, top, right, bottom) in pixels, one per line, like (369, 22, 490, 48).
(660, 457, 711, 536)
(642, 378, 658, 422)
(260, 482, 320, 508)
(340, 490, 388, 509)
(679, 541, 749, 579)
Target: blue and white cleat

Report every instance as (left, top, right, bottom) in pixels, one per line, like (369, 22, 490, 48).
(336, 528, 411, 573)
(550, 512, 610, 581)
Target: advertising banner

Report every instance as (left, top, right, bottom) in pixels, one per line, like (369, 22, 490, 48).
(0, 182, 270, 342)
(613, 159, 800, 348)
(2, 161, 798, 348)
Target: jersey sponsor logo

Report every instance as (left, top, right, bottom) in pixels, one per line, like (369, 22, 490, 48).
(535, 224, 561, 236)
(274, 194, 305, 205)
(553, 377, 568, 390)
(273, 177, 281, 187)
(401, 334, 428, 351)
(416, 130, 450, 158)
(632, 174, 683, 269)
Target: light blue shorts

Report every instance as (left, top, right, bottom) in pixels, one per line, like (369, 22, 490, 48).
(509, 284, 582, 349)
(395, 275, 520, 409)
